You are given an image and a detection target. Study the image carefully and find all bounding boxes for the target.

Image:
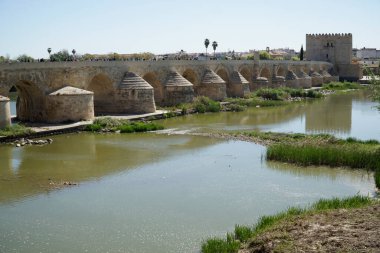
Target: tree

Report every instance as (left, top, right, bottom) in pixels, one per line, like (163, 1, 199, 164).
(72, 49, 76, 60)
(204, 38, 210, 58)
(259, 51, 271, 60)
(17, 54, 35, 62)
(300, 45, 304, 61)
(212, 41, 218, 58)
(50, 49, 72, 62)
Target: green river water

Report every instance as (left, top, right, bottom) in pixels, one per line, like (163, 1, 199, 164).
(1, 91, 378, 253)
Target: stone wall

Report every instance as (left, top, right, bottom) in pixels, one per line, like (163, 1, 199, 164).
(337, 64, 363, 81)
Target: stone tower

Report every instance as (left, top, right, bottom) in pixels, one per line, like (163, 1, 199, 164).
(306, 33, 352, 65)
(306, 33, 361, 81)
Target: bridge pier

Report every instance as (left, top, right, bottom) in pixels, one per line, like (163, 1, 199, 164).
(0, 95, 11, 128)
(197, 69, 227, 101)
(46, 86, 94, 123)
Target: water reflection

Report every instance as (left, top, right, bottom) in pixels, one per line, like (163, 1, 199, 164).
(305, 94, 352, 134)
(0, 133, 221, 204)
(158, 90, 380, 140)
(266, 160, 374, 183)
(0, 140, 375, 253)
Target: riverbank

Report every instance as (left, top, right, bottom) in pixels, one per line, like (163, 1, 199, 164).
(202, 196, 380, 253)
(240, 201, 380, 253)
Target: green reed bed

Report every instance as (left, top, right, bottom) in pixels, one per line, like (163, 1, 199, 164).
(84, 117, 164, 133)
(266, 143, 380, 170)
(201, 195, 372, 253)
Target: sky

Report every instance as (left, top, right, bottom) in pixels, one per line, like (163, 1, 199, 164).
(0, 0, 379, 58)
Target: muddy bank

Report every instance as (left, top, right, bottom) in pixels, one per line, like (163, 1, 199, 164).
(241, 203, 380, 253)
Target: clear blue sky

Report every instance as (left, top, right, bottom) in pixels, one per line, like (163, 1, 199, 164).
(0, 0, 379, 58)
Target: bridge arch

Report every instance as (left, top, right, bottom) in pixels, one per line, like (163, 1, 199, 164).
(215, 68, 229, 83)
(260, 67, 271, 79)
(11, 80, 46, 122)
(87, 73, 114, 115)
(239, 66, 251, 83)
(143, 72, 163, 105)
(182, 69, 200, 86)
(277, 66, 286, 77)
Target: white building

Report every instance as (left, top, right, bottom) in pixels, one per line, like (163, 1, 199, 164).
(356, 47, 380, 59)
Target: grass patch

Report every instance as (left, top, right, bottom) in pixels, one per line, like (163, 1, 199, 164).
(84, 117, 164, 133)
(201, 235, 240, 253)
(201, 196, 373, 253)
(322, 81, 361, 90)
(0, 124, 34, 137)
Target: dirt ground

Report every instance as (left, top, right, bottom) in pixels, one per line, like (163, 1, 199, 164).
(240, 203, 380, 253)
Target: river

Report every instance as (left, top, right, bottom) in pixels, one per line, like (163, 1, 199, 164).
(0, 91, 378, 253)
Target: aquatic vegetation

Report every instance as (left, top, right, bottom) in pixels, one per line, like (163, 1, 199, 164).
(84, 118, 164, 133)
(254, 87, 322, 100)
(201, 196, 373, 253)
(0, 124, 34, 137)
(322, 81, 361, 90)
(266, 143, 380, 170)
(118, 122, 164, 133)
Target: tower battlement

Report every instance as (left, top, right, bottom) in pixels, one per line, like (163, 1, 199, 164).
(306, 33, 352, 65)
(306, 33, 352, 39)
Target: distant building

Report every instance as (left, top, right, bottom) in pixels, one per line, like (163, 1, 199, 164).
(355, 47, 380, 60)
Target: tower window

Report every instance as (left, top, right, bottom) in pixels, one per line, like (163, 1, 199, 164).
(326, 54, 329, 59)
(327, 42, 330, 47)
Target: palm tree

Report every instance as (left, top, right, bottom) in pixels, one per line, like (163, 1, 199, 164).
(72, 49, 76, 61)
(47, 48, 52, 60)
(212, 41, 218, 58)
(204, 39, 210, 58)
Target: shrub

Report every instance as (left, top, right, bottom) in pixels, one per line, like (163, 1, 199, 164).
(84, 123, 102, 132)
(194, 96, 221, 113)
(255, 88, 288, 100)
(322, 81, 361, 90)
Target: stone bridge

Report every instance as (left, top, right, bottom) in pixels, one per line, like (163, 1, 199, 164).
(0, 60, 337, 124)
